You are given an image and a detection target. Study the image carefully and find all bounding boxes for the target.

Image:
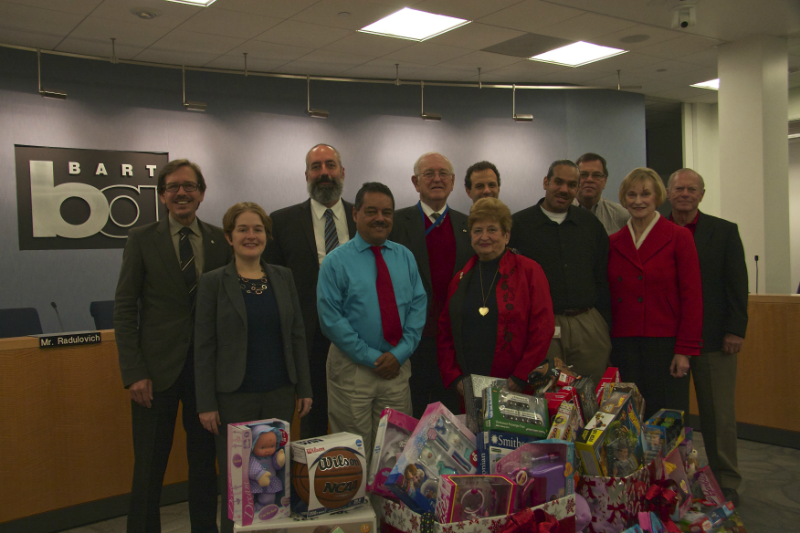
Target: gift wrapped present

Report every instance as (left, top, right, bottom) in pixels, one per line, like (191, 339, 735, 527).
(577, 456, 664, 533)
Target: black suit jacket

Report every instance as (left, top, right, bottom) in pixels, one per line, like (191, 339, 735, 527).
(263, 198, 357, 353)
(692, 212, 749, 352)
(114, 217, 231, 391)
(389, 205, 473, 328)
(193, 261, 312, 413)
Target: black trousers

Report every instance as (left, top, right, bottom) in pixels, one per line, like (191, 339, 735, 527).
(216, 386, 296, 533)
(610, 336, 690, 421)
(409, 336, 460, 418)
(300, 323, 330, 439)
(128, 350, 218, 533)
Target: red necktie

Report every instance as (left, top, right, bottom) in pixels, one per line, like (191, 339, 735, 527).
(370, 246, 402, 346)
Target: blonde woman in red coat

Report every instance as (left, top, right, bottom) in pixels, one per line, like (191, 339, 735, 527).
(608, 168, 703, 420)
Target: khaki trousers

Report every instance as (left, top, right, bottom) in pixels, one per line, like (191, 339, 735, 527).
(327, 343, 412, 464)
(691, 350, 741, 490)
(545, 308, 612, 386)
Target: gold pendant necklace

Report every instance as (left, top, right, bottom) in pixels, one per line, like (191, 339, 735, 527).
(479, 262, 500, 316)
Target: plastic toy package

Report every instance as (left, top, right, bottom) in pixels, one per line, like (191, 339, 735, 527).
(494, 439, 575, 512)
(462, 374, 508, 435)
(482, 386, 550, 438)
(547, 401, 581, 442)
(643, 409, 685, 463)
(435, 474, 516, 523)
(476, 430, 540, 474)
(366, 408, 418, 499)
(384, 402, 478, 514)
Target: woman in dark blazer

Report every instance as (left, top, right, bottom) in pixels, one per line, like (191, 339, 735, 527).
(194, 202, 312, 533)
(437, 198, 555, 397)
(608, 168, 703, 419)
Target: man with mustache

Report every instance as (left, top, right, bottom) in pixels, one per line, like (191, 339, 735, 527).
(317, 182, 426, 461)
(464, 160, 501, 204)
(390, 152, 473, 416)
(573, 152, 629, 235)
(509, 159, 612, 385)
(264, 144, 356, 438)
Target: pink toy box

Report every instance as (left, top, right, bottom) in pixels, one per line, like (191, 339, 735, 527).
(367, 407, 418, 499)
(435, 474, 516, 524)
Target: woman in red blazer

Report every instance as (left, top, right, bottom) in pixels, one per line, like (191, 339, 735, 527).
(608, 168, 703, 420)
(438, 198, 555, 398)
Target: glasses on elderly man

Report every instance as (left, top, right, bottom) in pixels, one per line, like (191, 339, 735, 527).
(164, 182, 200, 193)
(420, 169, 452, 180)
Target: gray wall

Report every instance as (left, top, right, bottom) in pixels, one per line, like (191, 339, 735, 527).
(0, 46, 646, 332)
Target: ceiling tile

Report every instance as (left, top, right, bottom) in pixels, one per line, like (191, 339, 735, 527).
(383, 42, 472, 65)
(438, 50, 526, 70)
(680, 47, 719, 68)
(1, 0, 102, 16)
(0, 27, 63, 49)
(293, 49, 372, 67)
(426, 23, 525, 51)
(146, 29, 245, 55)
(586, 73, 684, 94)
(209, 0, 319, 19)
(66, 15, 168, 48)
(478, 60, 567, 82)
(133, 48, 221, 67)
(290, 0, 404, 31)
(55, 37, 146, 59)
(203, 54, 286, 72)
(0, 2, 84, 36)
(339, 58, 430, 79)
(636, 34, 723, 61)
(535, 12, 638, 42)
(177, 7, 283, 40)
(89, 0, 201, 29)
(476, 0, 584, 34)
(534, 67, 609, 85)
(626, 59, 708, 80)
(665, 67, 718, 87)
(221, 40, 314, 62)
(412, 0, 525, 20)
(273, 60, 357, 76)
(591, 24, 681, 50)
(253, 20, 353, 49)
(402, 65, 477, 81)
(568, 51, 666, 74)
(323, 31, 416, 56)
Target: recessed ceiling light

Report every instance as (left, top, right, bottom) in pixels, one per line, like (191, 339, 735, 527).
(691, 78, 719, 90)
(165, 0, 217, 6)
(359, 7, 470, 41)
(530, 41, 627, 67)
(338, 12, 351, 18)
(131, 7, 161, 19)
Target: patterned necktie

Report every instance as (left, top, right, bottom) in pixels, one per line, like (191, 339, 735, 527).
(179, 227, 197, 300)
(324, 208, 339, 255)
(370, 246, 402, 347)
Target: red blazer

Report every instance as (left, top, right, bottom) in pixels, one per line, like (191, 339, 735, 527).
(437, 251, 555, 388)
(608, 216, 704, 356)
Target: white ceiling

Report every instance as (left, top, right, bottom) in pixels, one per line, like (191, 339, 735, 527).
(1, 0, 799, 103)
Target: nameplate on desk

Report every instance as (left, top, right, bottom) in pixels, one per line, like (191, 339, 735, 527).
(33, 331, 102, 348)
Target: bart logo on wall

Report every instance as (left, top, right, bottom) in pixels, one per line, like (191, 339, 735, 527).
(15, 145, 169, 250)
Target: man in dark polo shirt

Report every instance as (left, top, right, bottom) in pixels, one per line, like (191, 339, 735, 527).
(509, 159, 611, 385)
(390, 152, 473, 416)
(668, 168, 748, 506)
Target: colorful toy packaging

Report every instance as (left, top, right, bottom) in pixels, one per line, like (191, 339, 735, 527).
(599, 382, 645, 421)
(595, 367, 621, 396)
(462, 374, 508, 435)
(547, 401, 581, 442)
(679, 501, 739, 533)
(575, 391, 643, 477)
(290, 432, 368, 518)
(476, 430, 540, 474)
(494, 440, 575, 511)
(664, 447, 692, 521)
(228, 419, 291, 527)
(643, 409, 685, 463)
(435, 474, 516, 523)
(233, 502, 376, 532)
(482, 386, 549, 438)
(367, 408, 418, 499)
(385, 402, 477, 514)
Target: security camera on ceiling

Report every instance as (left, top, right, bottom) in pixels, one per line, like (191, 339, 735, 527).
(672, 5, 697, 29)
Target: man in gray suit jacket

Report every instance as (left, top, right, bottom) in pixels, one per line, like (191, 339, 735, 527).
(114, 159, 230, 533)
(390, 152, 473, 416)
(263, 144, 356, 438)
(669, 168, 748, 506)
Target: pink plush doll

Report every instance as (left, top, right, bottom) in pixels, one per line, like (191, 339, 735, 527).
(249, 426, 286, 509)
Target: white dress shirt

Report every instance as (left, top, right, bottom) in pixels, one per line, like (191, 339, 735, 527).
(311, 198, 350, 266)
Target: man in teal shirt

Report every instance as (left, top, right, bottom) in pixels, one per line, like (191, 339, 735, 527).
(318, 182, 426, 458)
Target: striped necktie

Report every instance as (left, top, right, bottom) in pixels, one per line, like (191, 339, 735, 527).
(179, 226, 197, 300)
(324, 208, 339, 255)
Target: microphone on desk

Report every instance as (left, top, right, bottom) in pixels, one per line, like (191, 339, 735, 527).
(51, 301, 65, 332)
(754, 256, 759, 294)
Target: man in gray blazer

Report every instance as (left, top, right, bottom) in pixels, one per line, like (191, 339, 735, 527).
(263, 144, 357, 438)
(668, 168, 748, 506)
(390, 152, 473, 416)
(114, 159, 230, 533)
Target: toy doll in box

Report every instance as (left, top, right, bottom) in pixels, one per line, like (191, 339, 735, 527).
(367, 408, 417, 499)
(494, 440, 575, 511)
(435, 474, 516, 523)
(250, 425, 287, 509)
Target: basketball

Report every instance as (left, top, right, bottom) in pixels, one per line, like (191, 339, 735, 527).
(291, 461, 310, 503)
(312, 447, 364, 509)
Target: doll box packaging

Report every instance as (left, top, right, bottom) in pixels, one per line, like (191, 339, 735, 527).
(367, 408, 418, 499)
(228, 419, 291, 527)
(291, 432, 368, 518)
(477, 430, 540, 474)
(385, 402, 478, 514)
(575, 391, 643, 476)
(233, 501, 376, 532)
(435, 474, 516, 524)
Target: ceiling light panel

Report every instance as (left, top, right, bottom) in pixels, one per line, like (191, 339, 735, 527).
(359, 8, 470, 42)
(530, 41, 627, 67)
(691, 78, 720, 90)
(165, 0, 217, 6)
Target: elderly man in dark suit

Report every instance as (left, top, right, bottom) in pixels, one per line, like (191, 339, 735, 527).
(115, 159, 230, 533)
(668, 168, 748, 506)
(263, 143, 356, 438)
(390, 152, 473, 416)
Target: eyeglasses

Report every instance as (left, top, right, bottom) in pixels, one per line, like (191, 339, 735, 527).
(579, 172, 607, 180)
(420, 169, 452, 180)
(164, 182, 200, 193)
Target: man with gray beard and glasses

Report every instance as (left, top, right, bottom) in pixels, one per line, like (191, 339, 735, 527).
(264, 143, 357, 438)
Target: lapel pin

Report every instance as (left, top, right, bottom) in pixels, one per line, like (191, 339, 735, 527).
(211, 240, 215, 244)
